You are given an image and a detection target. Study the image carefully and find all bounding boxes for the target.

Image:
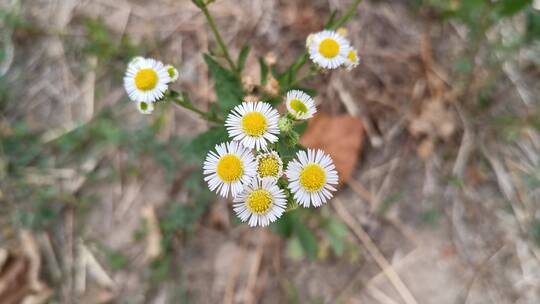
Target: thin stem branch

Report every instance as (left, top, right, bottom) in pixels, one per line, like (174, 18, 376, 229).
(169, 95, 223, 124)
(283, 0, 363, 90)
(200, 4, 238, 74)
(330, 0, 363, 30)
(291, 66, 318, 88)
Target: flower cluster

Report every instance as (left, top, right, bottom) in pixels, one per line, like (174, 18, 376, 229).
(203, 92, 338, 227)
(123, 57, 179, 114)
(307, 28, 360, 70)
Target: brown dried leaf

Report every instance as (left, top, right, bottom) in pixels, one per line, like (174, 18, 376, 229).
(409, 100, 456, 140)
(300, 113, 365, 185)
(0, 231, 52, 304)
(417, 138, 434, 160)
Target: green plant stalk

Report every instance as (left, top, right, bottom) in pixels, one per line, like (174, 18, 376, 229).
(330, 0, 363, 30)
(170, 97, 223, 124)
(284, 0, 363, 87)
(199, 4, 238, 74)
(291, 65, 318, 87)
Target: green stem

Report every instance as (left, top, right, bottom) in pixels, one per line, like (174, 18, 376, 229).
(170, 96, 223, 124)
(330, 0, 363, 30)
(200, 4, 238, 74)
(282, 0, 363, 90)
(292, 66, 317, 86)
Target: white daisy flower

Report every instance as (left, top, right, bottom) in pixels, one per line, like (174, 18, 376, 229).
(136, 101, 154, 115)
(308, 30, 350, 69)
(128, 56, 145, 67)
(203, 141, 257, 198)
(123, 57, 171, 103)
(233, 177, 287, 227)
(285, 90, 317, 120)
(285, 149, 339, 208)
(256, 150, 283, 180)
(344, 47, 360, 71)
(165, 65, 179, 83)
(305, 34, 315, 48)
(225, 101, 280, 151)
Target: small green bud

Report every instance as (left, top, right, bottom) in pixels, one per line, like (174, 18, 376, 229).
(278, 116, 293, 133)
(285, 131, 300, 146)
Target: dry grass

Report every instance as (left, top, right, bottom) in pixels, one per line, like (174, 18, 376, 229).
(0, 0, 539, 303)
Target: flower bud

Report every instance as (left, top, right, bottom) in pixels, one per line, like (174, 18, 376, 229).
(285, 130, 300, 146)
(278, 116, 293, 133)
(337, 27, 348, 37)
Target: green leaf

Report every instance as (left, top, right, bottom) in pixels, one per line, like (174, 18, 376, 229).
(526, 9, 540, 42)
(106, 250, 129, 271)
(293, 121, 308, 135)
(295, 221, 318, 260)
(529, 220, 540, 247)
(454, 57, 473, 74)
(259, 57, 269, 86)
(323, 10, 338, 29)
(203, 54, 244, 115)
(286, 237, 306, 261)
(377, 192, 402, 216)
(325, 218, 348, 257)
(271, 210, 298, 237)
(497, 0, 531, 17)
(278, 53, 308, 91)
(191, 0, 204, 8)
(181, 126, 228, 162)
(421, 208, 441, 227)
(237, 46, 250, 72)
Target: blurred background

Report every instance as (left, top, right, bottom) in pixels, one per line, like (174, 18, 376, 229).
(1, 0, 540, 303)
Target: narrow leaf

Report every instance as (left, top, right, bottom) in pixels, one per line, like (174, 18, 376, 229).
(497, 0, 531, 17)
(259, 57, 269, 86)
(203, 54, 244, 115)
(237, 46, 250, 72)
(181, 126, 228, 162)
(295, 221, 318, 260)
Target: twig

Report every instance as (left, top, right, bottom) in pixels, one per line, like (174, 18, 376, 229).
(333, 80, 383, 148)
(346, 178, 376, 205)
(141, 206, 163, 261)
(75, 241, 87, 294)
(223, 246, 247, 304)
(80, 242, 115, 289)
(333, 198, 418, 304)
(451, 104, 474, 180)
(244, 232, 266, 304)
(63, 208, 75, 301)
(367, 285, 400, 304)
(373, 156, 401, 211)
(39, 233, 62, 281)
(462, 245, 505, 304)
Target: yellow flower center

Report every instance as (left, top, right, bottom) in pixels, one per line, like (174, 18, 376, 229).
(217, 154, 243, 182)
(242, 112, 267, 136)
(348, 50, 357, 63)
(319, 38, 340, 58)
(290, 99, 308, 114)
(299, 164, 326, 192)
(246, 189, 272, 214)
(134, 69, 158, 91)
(257, 155, 280, 178)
